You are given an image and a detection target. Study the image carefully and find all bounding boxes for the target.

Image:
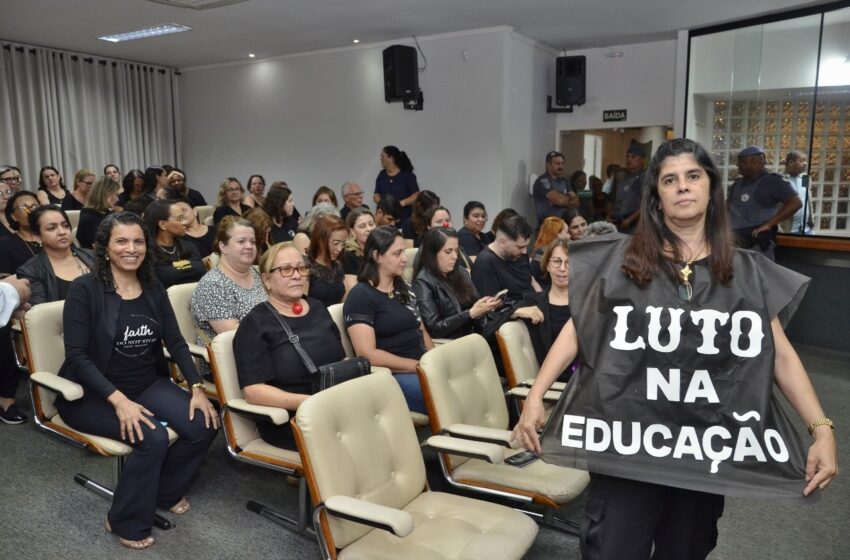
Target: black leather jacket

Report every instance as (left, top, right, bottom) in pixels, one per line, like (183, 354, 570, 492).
(412, 268, 479, 339)
(16, 247, 95, 305)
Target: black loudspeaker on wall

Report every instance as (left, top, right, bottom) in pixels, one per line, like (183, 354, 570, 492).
(383, 45, 419, 103)
(555, 56, 586, 106)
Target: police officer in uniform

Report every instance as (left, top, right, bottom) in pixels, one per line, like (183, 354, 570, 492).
(727, 146, 801, 261)
(609, 144, 646, 233)
(532, 151, 578, 225)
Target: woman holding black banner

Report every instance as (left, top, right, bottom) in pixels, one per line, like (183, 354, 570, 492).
(513, 138, 837, 560)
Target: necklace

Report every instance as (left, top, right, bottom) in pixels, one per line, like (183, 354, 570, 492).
(674, 242, 707, 302)
(158, 243, 177, 256)
(73, 254, 90, 275)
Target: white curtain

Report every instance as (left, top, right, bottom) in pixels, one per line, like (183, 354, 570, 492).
(0, 41, 181, 189)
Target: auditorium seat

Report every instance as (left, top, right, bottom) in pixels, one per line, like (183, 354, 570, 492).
(165, 283, 217, 400)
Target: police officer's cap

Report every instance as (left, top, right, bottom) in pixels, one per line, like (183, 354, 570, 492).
(738, 146, 765, 158)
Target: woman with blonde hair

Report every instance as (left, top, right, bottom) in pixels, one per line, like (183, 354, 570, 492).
(530, 216, 569, 288)
(61, 169, 96, 211)
(213, 177, 250, 225)
(76, 176, 121, 249)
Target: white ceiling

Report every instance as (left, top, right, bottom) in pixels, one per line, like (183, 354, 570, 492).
(0, 0, 838, 68)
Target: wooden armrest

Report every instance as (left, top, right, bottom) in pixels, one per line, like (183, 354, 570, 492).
(324, 495, 414, 538)
(425, 435, 505, 464)
(227, 398, 289, 425)
(30, 371, 84, 401)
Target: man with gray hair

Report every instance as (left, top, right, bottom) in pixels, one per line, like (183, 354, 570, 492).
(782, 150, 814, 235)
(340, 181, 368, 220)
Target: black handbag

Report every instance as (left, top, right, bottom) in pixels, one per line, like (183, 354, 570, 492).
(265, 302, 370, 393)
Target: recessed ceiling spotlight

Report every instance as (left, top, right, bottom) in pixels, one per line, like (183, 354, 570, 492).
(99, 23, 190, 43)
(352, 39, 360, 44)
(249, 53, 256, 58)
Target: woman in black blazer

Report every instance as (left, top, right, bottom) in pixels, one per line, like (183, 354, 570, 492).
(411, 228, 501, 339)
(17, 206, 94, 305)
(56, 212, 218, 550)
(525, 238, 576, 381)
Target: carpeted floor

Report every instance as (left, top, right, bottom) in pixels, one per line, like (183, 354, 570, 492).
(0, 345, 845, 560)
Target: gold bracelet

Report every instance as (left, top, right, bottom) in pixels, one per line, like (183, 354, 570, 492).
(190, 382, 205, 391)
(807, 418, 834, 435)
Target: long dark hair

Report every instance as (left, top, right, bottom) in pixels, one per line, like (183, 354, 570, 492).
(358, 225, 412, 303)
(411, 190, 440, 238)
(414, 228, 476, 308)
(142, 199, 193, 262)
(382, 145, 414, 172)
(93, 211, 156, 289)
(264, 185, 293, 221)
(38, 165, 66, 191)
(143, 166, 165, 195)
(622, 138, 734, 288)
(121, 169, 144, 197)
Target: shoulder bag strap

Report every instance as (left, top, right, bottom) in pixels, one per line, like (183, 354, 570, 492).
(264, 301, 319, 374)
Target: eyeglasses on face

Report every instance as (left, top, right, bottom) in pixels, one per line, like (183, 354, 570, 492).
(0, 189, 14, 198)
(1, 176, 21, 184)
(15, 203, 39, 213)
(270, 264, 310, 277)
(548, 258, 568, 269)
(346, 191, 364, 197)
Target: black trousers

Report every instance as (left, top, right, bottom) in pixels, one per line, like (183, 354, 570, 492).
(581, 474, 725, 560)
(0, 325, 20, 399)
(59, 377, 218, 540)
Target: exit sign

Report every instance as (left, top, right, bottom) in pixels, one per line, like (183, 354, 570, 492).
(603, 109, 627, 122)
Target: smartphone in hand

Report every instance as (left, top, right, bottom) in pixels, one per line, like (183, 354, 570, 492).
(493, 288, 509, 301)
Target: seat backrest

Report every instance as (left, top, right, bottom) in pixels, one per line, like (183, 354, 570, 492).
(203, 215, 214, 226)
(327, 303, 354, 358)
(22, 301, 66, 418)
(195, 205, 214, 225)
(402, 247, 417, 284)
(496, 320, 540, 388)
(208, 330, 262, 449)
(167, 282, 199, 345)
(71, 227, 80, 248)
(293, 372, 425, 549)
(65, 209, 80, 229)
(418, 333, 509, 431)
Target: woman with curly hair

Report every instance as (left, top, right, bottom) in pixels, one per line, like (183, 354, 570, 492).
(56, 211, 218, 550)
(142, 199, 205, 288)
(265, 183, 300, 244)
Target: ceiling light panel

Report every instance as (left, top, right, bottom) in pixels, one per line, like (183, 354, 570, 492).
(99, 24, 191, 43)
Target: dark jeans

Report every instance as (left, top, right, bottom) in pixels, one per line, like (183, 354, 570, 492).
(59, 377, 218, 540)
(581, 474, 724, 560)
(0, 325, 20, 399)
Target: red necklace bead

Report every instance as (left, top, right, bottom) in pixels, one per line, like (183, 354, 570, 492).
(291, 302, 303, 315)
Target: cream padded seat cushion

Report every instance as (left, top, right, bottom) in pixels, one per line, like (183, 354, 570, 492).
(338, 491, 538, 560)
(241, 438, 301, 465)
(452, 451, 590, 505)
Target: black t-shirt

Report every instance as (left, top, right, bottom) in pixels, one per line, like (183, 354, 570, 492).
(108, 295, 161, 398)
(186, 189, 207, 207)
(233, 299, 345, 449)
(343, 282, 425, 361)
(152, 240, 206, 288)
(184, 227, 217, 259)
(549, 303, 571, 342)
(306, 257, 345, 307)
(270, 215, 299, 244)
(0, 235, 42, 274)
(470, 246, 534, 301)
(61, 195, 84, 211)
(56, 277, 72, 301)
(213, 204, 251, 226)
(342, 250, 363, 276)
(457, 227, 493, 257)
(76, 208, 107, 249)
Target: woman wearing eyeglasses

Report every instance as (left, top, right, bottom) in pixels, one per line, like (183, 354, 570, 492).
(0, 190, 42, 426)
(0, 182, 17, 240)
(306, 215, 347, 306)
(524, 239, 576, 381)
(143, 200, 206, 288)
(76, 177, 121, 250)
(213, 178, 251, 226)
(61, 169, 97, 212)
(0, 191, 42, 275)
(233, 242, 346, 450)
